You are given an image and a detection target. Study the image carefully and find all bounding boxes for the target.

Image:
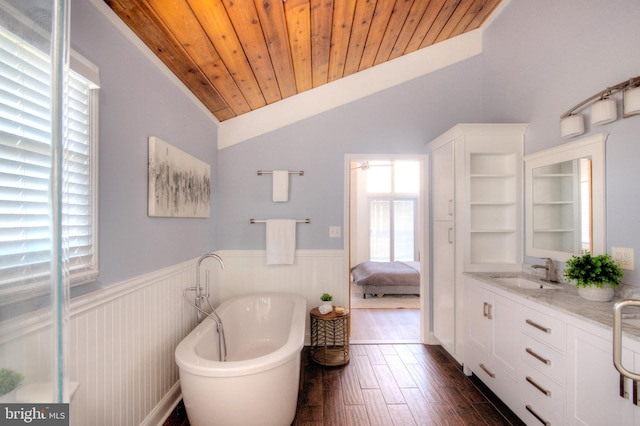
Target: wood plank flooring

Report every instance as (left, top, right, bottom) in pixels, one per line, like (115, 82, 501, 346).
(349, 308, 420, 343)
(294, 344, 524, 425)
(164, 343, 523, 426)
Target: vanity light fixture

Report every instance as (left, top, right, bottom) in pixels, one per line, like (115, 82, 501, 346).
(560, 114, 585, 138)
(590, 96, 617, 125)
(624, 85, 640, 116)
(560, 75, 640, 138)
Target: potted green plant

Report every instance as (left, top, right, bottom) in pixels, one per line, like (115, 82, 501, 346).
(319, 293, 333, 314)
(564, 251, 623, 301)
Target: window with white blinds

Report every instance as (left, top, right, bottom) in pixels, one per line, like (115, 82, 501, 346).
(0, 24, 100, 296)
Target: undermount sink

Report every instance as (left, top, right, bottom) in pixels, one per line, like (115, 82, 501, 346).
(495, 277, 558, 290)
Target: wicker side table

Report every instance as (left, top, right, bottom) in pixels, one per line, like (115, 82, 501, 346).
(309, 307, 350, 366)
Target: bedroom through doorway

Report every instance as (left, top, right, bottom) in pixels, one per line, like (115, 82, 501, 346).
(347, 156, 426, 343)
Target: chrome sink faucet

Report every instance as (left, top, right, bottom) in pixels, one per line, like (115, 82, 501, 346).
(532, 257, 558, 283)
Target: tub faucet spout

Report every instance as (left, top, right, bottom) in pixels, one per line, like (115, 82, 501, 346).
(196, 253, 224, 300)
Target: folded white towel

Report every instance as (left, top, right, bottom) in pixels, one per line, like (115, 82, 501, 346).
(272, 170, 289, 202)
(266, 219, 296, 265)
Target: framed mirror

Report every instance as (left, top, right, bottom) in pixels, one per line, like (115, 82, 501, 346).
(525, 133, 607, 262)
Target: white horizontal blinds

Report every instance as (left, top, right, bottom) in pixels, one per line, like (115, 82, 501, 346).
(0, 25, 97, 290)
(0, 26, 53, 290)
(64, 72, 95, 282)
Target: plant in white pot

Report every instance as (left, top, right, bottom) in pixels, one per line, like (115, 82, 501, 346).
(319, 293, 333, 314)
(564, 251, 623, 302)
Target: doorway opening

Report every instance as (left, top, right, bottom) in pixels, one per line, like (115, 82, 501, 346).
(347, 155, 427, 343)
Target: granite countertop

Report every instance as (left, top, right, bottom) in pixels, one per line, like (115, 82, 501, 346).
(464, 270, 640, 343)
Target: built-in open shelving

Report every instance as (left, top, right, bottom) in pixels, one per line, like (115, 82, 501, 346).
(468, 152, 520, 266)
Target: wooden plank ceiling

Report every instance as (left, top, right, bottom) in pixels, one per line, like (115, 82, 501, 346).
(106, 0, 502, 122)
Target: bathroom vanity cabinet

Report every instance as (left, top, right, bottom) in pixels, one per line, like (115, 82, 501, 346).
(465, 274, 640, 425)
(566, 322, 640, 425)
(428, 123, 527, 363)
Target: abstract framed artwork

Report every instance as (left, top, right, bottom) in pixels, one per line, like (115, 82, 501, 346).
(148, 136, 211, 218)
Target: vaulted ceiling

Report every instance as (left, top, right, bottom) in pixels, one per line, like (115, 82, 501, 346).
(106, 0, 502, 122)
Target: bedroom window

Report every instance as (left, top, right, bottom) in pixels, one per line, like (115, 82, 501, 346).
(367, 161, 419, 262)
(0, 20, 100, 303)
(369, 198, 417, 261)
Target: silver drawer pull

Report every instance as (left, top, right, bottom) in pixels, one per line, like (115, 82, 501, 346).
(526, 319, 551, 334)
(526, 404, 551, 426)
(526, 347, 551, 365)
(526, 376, 551, 396)
(479, 363, 495, 378)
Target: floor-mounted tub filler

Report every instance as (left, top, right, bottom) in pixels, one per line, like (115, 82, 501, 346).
(175, 293, 307, 426)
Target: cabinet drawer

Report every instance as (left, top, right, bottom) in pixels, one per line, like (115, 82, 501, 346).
(520, 333, 565, 385)
(520, 305, 565, 350)
(518, 362, 564, 426)
(519, 401, 563, 426)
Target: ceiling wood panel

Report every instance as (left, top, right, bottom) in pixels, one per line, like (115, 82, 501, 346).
(187, 0, 267, 110)
(285, 0, 313, 92)
(359, 0, 395, 71)
(342, 0, 376, 77)
(105, 0, 502, 122)
(388, 0, 431, 60)
(310, 0, 333, 86)
(222, 0, 282, 104)
(327, 0, 356, 82)
(253, 0, 298, 99)
(374, 0, 415, 66)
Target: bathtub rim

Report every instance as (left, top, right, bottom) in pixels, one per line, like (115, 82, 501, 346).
(175, 292, 306, 378)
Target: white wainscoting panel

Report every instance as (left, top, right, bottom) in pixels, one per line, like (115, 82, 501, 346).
(68, 259, 197, 425)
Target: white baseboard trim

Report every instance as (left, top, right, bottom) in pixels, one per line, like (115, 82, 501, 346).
(141, 381, 182, 426)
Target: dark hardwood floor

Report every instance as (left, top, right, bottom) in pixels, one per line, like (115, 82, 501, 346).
(164, 343, 523, 425)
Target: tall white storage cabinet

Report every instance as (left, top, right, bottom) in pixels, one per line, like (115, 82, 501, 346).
(428, 123, 527, 363)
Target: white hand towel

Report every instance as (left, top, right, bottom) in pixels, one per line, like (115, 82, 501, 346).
(272, 170, 289, 202)
(266, 219, 296, 265)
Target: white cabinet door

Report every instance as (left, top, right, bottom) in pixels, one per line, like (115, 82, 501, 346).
(464, 276, 520, 402)
(566, 324, 635, 425)
(433, 221, 455, 355)
(491, 291, 520, 378)
(465, 276, 490, 356)
(432, 142, 455, 222)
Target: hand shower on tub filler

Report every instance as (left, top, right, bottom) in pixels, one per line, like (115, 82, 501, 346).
(183, 253, 227, 361)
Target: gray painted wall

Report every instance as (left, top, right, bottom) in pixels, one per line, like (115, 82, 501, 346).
(71, 0, 219, 286)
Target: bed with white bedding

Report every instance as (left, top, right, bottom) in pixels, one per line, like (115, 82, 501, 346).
(350, 261, 420, 299)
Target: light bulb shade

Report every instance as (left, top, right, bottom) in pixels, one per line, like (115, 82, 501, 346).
(590, 98, 617, 125)
(624, 86, 640, 116)
(560, 114, 585, 138)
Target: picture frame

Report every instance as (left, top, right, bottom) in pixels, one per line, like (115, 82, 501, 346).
(148, 136, 211, 218)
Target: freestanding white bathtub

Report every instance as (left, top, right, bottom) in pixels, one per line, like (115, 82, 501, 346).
(175, 293, 307, 426)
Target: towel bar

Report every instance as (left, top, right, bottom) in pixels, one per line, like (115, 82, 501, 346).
(257, 170, 304, 176)
(250, 219, 310, 224)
